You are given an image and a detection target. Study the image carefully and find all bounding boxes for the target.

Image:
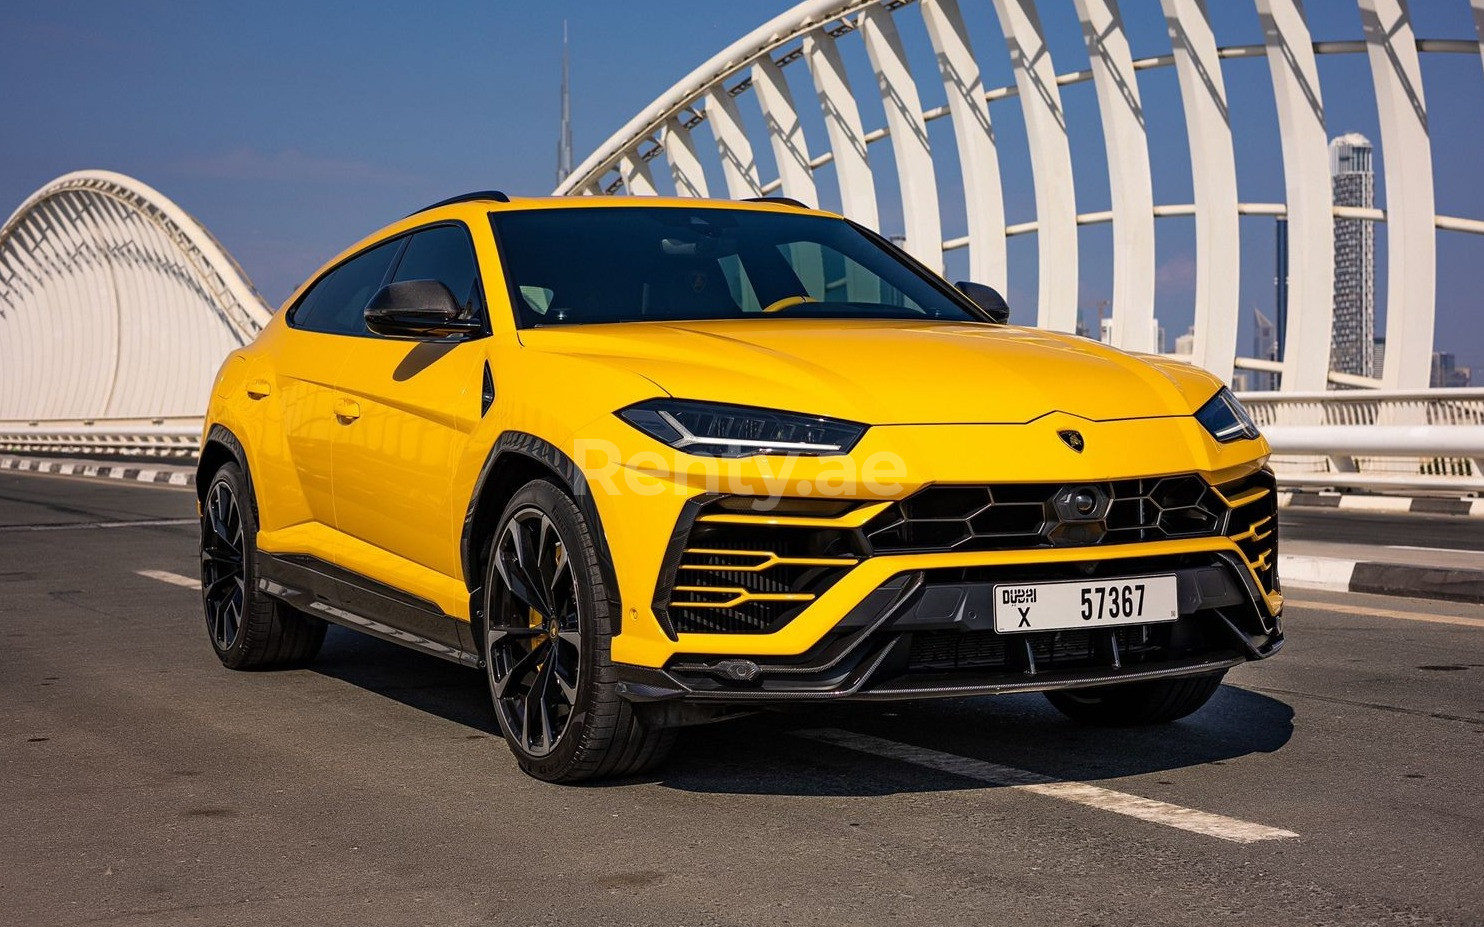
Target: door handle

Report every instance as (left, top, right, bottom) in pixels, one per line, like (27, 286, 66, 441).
(333, 398, 361, 423)
(245, 379, 271, 400)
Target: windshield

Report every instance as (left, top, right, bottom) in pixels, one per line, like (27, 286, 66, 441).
(488, 206, 985, 328)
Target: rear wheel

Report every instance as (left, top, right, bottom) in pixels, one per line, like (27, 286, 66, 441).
(199, 462, 326, 669)
(483, 479, 675, 783)
(1044, 671, 1225, 726)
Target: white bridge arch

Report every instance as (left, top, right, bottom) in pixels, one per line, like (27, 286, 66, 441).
(0, 170, 269, 447)
(555, 0, 1484, 392)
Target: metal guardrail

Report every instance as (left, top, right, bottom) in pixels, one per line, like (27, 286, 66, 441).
(0, 418, 202, 457)
(1239, 389, 1484, 493)
(1237, 388, 1484, 427)
(2, 391, 1482, 494)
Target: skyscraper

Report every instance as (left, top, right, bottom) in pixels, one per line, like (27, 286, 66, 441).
(1431, 352, 1472, 388)
(1252, 307, 1279, 391)
(1329, 133, 1376, 378)
(556, 22, 574, 185)
(1274, 216, 1288, 365)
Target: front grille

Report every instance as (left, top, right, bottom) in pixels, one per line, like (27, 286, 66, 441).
(657, 551, 1277, 696)
(1217, 469, 1279, 595)
(658, 470, 1279, 636)
(909, 625, 1165, 672)
(664, 512, 860, 634)
(864, 475, 1226, 553)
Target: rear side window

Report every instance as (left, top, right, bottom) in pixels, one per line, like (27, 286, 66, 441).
(290, 239, 402, 335)
(392, 224, 483, 316)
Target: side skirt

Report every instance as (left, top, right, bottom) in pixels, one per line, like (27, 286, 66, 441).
(257, 552, 480, 668)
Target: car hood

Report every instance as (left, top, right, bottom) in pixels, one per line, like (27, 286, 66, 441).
(518, 319, 1220, 425)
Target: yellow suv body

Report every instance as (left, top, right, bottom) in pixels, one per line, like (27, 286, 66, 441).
(198, 194, 1281, 782)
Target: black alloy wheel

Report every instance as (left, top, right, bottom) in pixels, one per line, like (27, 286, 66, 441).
(197, 462, 325, 669)
(487, 505, 582, 758)
(483, 479, 676, 782)
(201, 479, 246, 651)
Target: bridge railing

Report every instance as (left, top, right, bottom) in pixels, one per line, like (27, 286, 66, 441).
(2, 391, 1482, 493)
(1238, 389, 1484, 493)
(0, 418, 202, 457)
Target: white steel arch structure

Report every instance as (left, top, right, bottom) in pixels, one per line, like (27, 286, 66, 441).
(555, 0, 1484, 391)
(0, 170, 269, 447)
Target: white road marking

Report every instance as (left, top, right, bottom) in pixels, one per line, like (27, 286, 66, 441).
(1337, 495, 1413, 513)
(136, 569, 200, 589)
(796, 728, 1298, 844)
(1385, 545, 1473, 554)
(0, 518, 196, 532)
(1286, 598, 1484, 629)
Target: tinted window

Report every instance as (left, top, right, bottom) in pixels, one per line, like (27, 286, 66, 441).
(291, 239, 402, 335)
(392, 224, 483, 315)
(488, 207, 981, 328)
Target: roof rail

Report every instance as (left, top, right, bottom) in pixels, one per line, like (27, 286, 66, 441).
(410, 190, 511, 216)
(743, 196, 811, 210)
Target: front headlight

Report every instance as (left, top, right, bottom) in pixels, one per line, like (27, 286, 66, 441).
(617, 399, 866, 457)
(1195, 387, 1260, 443)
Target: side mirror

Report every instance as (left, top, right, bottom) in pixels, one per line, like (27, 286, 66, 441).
(364, 280, 483, 339)
(956, 281, 1011, 324)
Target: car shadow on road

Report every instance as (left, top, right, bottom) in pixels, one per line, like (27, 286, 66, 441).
(656, 685, 1294, 796)
(311, 626, 502, 735)
(311, 626, 1295, 795)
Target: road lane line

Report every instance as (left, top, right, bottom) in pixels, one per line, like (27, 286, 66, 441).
(795, 728, 1298, 844)
(137, 569, 200, 589)
(0, 518, 195, 532)
(1285, 599, 1484, 629)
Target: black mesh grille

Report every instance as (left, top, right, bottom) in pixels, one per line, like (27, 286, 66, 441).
(909, 625, 1165, 672)
(864, 475, 1226, 553)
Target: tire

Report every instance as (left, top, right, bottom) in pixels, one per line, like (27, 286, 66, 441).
(1044, 670, 1226, 726)
(483, 479, 675, 783)
(199, 462, 326, 670)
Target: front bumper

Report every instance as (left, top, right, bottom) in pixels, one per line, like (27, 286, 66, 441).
(615, 549, 1281, 703)
(575, 413, 1280, 681)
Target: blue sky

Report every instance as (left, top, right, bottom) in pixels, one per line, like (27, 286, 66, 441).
(2, 1, 1480, 374)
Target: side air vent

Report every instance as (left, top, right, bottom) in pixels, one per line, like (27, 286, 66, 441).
(1216, 469, 1279, 596)
(657, 500, 868, 634)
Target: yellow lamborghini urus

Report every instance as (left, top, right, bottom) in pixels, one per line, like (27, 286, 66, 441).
(198, 194, 1281, 782)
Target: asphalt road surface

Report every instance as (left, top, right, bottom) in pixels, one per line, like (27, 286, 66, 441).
(3, 470, 1482, 926)
(1281, 505, 1484, 553)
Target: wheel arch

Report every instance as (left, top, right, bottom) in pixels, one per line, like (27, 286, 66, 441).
(461, 431, 623, 653)
(196, 424, 250, 507)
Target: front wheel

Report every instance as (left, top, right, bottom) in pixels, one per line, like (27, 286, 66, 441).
(1044, 671, 1226, 726)
(483, 479, 675, 783)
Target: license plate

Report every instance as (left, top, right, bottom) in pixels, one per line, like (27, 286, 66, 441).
(993, 574, 1179, 633)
